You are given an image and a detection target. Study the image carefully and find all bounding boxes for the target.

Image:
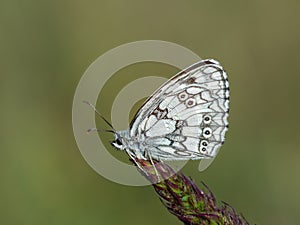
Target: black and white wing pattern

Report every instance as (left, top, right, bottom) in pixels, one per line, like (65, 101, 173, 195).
(129, 59, 229, 161)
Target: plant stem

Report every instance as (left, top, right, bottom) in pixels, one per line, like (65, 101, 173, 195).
(133, 159, 249, 225)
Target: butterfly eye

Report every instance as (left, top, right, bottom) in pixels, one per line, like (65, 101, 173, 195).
(185, 98, 196, 107)
(203, 127, 212, 138)
(203, 115, 211, 124)
(116, 139, 122, 145)
(178, 92, 188, 101)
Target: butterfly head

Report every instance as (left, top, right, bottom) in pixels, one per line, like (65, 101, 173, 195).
(110, 130, 130, 150)
(110, 137, 125, 150)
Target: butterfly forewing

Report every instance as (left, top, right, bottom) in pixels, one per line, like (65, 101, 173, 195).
(129, 59, 229, 161)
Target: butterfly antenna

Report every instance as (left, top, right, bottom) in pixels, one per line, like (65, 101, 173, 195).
(83, 100, 115, 131)
(86, 128, 115, 134)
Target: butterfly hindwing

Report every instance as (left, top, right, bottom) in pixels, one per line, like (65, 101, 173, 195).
(129, 59, 229, 160)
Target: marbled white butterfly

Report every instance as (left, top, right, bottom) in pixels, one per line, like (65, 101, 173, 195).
(87, 59, 229, 169)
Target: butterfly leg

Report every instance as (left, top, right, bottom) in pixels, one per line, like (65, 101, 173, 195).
(126, 149, 150, 176)
(146, 149, 161, 183)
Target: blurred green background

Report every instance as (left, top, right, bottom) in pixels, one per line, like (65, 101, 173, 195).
(1, 0, 300, 224)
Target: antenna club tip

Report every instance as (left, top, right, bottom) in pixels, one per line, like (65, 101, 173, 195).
(82, 100, 91, 105)
(86, 128, 94, 134)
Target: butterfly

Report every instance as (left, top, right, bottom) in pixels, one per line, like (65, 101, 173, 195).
(86, 59, 229, 171)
